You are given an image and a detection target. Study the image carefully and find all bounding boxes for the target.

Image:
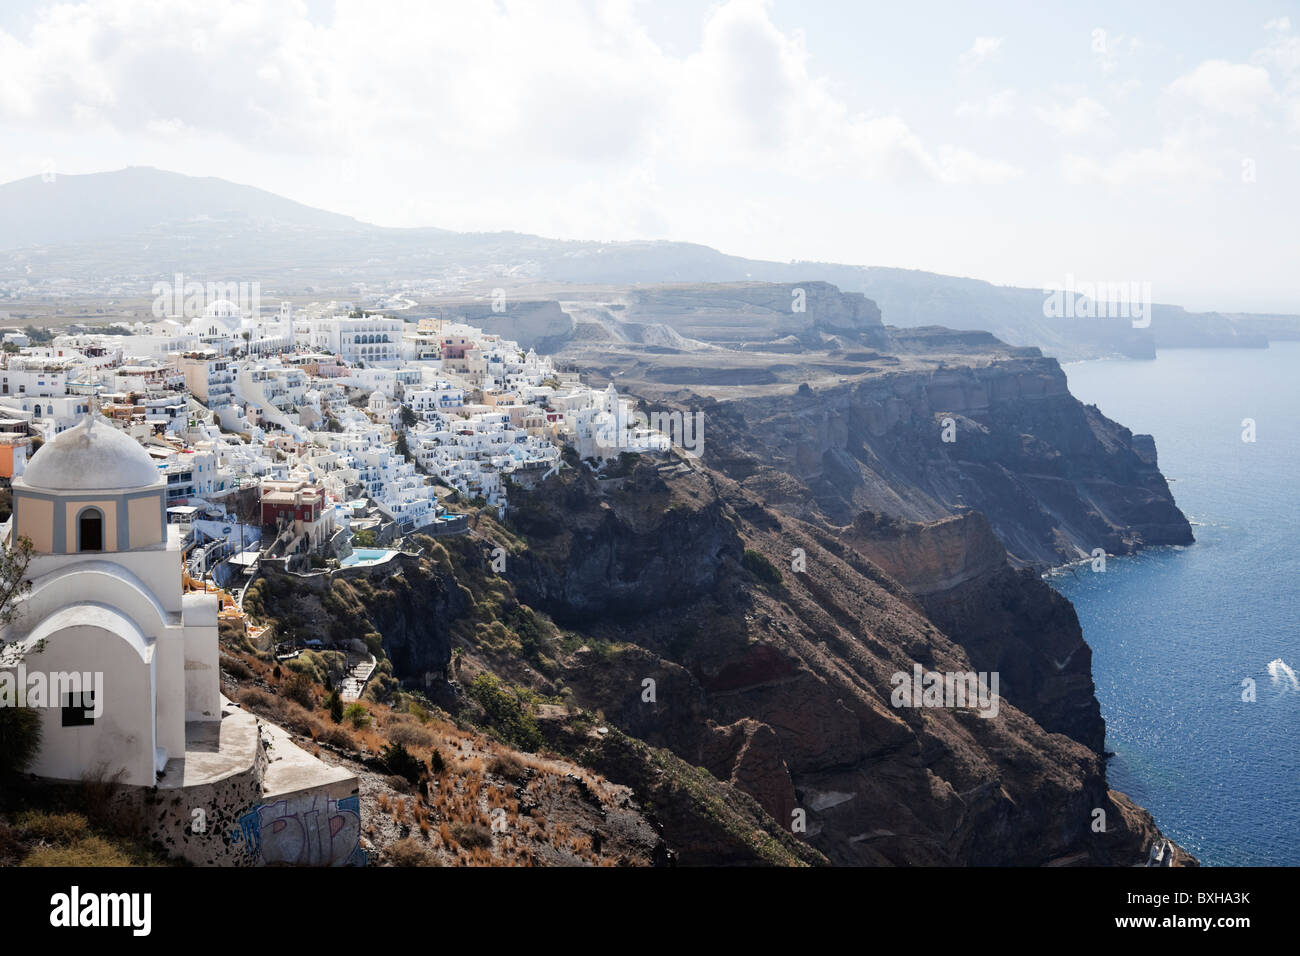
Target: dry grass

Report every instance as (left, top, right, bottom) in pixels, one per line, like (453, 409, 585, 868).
(12, 809, 159, 867)
(449, 821, 493, 850)
(225, 647, 626, 869)
(20, 835, 136, 867)
(386, 721, 436, 751)
(487, 752, 528, 781)
(15, 810, 89, 844)
(386, 837, 436, 867)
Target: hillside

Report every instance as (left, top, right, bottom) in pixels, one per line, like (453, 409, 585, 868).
(0, 167, 1285, 359)
(229, 368, 1195, 867)
(230, 454, 1191, 866)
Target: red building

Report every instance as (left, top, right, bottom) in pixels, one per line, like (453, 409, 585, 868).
(441, 335, 472, 360)
(260, 479, 334, 551)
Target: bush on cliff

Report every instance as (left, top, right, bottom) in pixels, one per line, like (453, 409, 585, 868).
(242, 578, 267, 621)
(742, 549, 783, 586)
(380, 741, 424, 786)
(467, 673, 543, 752)
(283, 671, 316, 710)
(386, 837, 435, 867)
(343, 702, 370, 729)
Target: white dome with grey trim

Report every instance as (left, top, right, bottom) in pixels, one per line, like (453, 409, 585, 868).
(20, 415, 163, 491)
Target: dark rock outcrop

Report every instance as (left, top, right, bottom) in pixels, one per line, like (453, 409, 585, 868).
(499, 462, 1183, 865)
(257, 554, 465, 678)
(846, 510, 1104, 751)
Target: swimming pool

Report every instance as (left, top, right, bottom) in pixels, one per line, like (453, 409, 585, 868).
(340, 548, 394, 567)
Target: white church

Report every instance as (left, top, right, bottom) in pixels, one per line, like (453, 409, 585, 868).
(0, 415, 360, 864)
(2, 413, 219, 786)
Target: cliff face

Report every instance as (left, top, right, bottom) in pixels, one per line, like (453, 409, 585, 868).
(250, 449, 1189, 864)
(252, 554, 465, 678)
(675, 347, 1188, 755)
(845, 511, 1104, 751)
(497, 463, 1179, 865)
(238, 288, 1196, 865)
(620, 281, 889, 350)
(701, 353, 1193, 567)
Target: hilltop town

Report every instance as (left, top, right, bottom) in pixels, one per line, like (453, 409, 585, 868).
(0, 294, 674, 569)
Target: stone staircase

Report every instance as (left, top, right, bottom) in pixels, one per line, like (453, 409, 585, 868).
(340, 652, 376, 702)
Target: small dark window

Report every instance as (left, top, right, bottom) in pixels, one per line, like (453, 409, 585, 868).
(79, 509, 104, 552)
(62, 691, 95, 727)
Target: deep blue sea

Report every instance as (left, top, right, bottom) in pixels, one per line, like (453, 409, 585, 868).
(1049, 343, 1300, 866)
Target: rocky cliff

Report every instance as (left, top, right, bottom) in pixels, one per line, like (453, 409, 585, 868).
(699, 351, 1193, 567)
(245, 427, 1190, 865)
(490, 461, 1183, 865)
(845, 511, 1104, 751)
(238, 281, 1196, 866)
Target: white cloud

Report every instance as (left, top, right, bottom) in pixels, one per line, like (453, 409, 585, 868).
(0, 0, 1017, 194)
(958, 36, 1003, 71)
(1035, 96, 1111, 137)
(667, 1, 939, 181)
(1091, 28, 1140, 75)
(1168, 60, 1276, 117)
(956, 89, 1016, 120)
(936, 145, 1022, 184)
(1062, 136, 1223, 186)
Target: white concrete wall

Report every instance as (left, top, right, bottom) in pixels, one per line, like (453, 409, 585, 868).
(182, 593, 221, 722)
(16, 618, 156, 787)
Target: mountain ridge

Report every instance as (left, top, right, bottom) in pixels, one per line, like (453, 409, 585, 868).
(0, 166, 1282, 360)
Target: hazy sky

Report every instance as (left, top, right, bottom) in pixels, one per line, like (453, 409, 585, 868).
(1, 0, 1298, 311)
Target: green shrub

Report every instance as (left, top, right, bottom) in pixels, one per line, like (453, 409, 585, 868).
(343, 703, 370, 729)
(467, 673, 542, 752)
(380, 741, 424, 785)
(242, 579, 267, 620)
(742, 549, 783, 586)
(0, 707, 41, 779)
(507, 605, 548, 660)
(283, 671, 316, 709)
(286, 653, 323, 683)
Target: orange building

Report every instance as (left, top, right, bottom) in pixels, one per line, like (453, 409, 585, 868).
(0, 434, 30, 481)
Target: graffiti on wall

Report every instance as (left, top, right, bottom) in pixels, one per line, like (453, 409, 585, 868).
(231, 793, 365, 866)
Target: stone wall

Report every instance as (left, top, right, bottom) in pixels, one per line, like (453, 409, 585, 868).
(137, 742, 267, 866)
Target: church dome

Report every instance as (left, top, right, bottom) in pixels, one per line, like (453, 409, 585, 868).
(21, 416, 162, 491)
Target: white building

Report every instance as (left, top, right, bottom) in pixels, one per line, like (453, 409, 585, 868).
(0, 414, 362, 866)
(308, 315, 404, 367)
(1, 415, 218, 786)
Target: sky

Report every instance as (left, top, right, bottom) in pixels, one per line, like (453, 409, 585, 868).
(0, 0, 1297, 312)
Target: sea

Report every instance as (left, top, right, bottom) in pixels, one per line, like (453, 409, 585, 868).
(1049, 342, 1300, 866)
